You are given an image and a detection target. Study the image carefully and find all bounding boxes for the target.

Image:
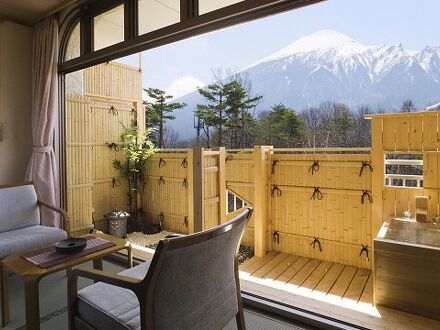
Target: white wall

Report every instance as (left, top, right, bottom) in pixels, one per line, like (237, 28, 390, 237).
(0, 20, 33, 184)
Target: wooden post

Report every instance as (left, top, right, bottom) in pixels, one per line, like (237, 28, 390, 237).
(213, 147, 227, 224)
(192, 147, 204, 232)
(370, 117, 384, 306)
(254, 146, 271, 257)
(371, 118, 384, 238)
(187, 149, 195, 233)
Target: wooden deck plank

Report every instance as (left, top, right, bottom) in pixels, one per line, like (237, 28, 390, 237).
(301, 261, 333, 290)
(240, 251, 278, 274)
(314, 263, 345, 294)
(328, 266, 357, 297)
(288, 259, 321, 286)
(240, 277, 440, 330)
(275, 257, 309, 284)
(263, 254, 300, 280)
(252, 253, 290, 278)
(344, 268, 371, 302)
(359, 272, 373, 304)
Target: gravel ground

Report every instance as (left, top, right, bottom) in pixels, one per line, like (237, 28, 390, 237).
(126, 231, 254, 264)
(238, 245, 254, 264)
(126, 230, 175, 248)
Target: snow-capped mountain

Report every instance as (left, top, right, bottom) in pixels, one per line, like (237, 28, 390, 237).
(169, 30, 440, 140)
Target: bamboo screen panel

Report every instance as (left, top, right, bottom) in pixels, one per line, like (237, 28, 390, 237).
(269, 152, 373, 269)
(66, 97, 93, 234)
(66, 62, 142, 235)
(85, 62, 142, 101)
(143, 151, 192, 234)
(203, 152, 221, 230)
(226, 150, 255, 247)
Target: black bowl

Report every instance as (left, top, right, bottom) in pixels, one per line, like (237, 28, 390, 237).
(55, 238, 87, 253)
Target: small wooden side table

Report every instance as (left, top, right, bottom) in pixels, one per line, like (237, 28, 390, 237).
(1, 233, 132, 330)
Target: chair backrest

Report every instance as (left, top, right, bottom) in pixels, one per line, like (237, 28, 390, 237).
(144, 208, 253, 330)
(0, 183, 40, 233)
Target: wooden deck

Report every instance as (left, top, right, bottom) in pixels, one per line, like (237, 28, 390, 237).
(239, 252, 440, 330)
(124, 245, 440, 330)
(240, 251, 372, 304)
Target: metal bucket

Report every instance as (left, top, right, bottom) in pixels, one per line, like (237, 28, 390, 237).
(104, 209, 130, 238)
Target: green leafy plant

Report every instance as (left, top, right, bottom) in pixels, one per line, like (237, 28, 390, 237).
(112, 119, 157, 212)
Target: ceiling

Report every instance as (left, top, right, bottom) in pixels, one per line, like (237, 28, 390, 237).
(0, 0, 77, 24)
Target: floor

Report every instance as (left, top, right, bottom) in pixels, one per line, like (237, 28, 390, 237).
(239, 251, 440, 330)
(0, 259, 306, 330)
(240, 252, 372, 305)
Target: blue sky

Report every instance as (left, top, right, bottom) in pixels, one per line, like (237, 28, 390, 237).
(117, 0, 440, 98)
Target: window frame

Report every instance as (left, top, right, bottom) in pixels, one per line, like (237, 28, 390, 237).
(58, 0, 324, 74)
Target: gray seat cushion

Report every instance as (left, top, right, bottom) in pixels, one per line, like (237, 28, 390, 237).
(0, 184, 40, 233)
(77, 261, 152, 330)
(0, 225, 67, 258)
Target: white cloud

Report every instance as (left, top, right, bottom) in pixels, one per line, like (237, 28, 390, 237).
(165, 76, 204, 99)
(143, 75, 203, 100)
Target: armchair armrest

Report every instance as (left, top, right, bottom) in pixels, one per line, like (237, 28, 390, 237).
(69, 268, 142, 291)
(165, 233, 186, 239)
(37, 200, 70, 236)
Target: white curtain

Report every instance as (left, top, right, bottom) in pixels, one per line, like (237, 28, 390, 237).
(25, 16, 60, 227)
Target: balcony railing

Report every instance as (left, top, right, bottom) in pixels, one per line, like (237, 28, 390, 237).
(384, 158, 423, 188)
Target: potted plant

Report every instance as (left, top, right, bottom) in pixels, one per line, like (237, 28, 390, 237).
(112, 119, 156, 232)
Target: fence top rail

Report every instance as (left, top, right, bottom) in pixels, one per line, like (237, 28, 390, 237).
(365, 110, 440, 119)
(273, 147, 371, 154)
(154, 149, 193, 153)
(226, 149, 254, 154)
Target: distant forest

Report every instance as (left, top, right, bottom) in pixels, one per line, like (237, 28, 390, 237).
(144, 73, 433, 149)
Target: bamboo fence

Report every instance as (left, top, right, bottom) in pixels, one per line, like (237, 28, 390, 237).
(65, 61, 440, 271)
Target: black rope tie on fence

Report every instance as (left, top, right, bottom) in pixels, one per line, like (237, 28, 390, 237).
(273, 231, 280, 244)
(112, 178, 121, 188)
(159, 158, 166, 168)
(310, 187, 323, 200)
(158, 212, 164, 226)
(105, 142, 119, 151)
(359, 161, 373, 177)
(183, 216, 188, 228)
(271, 160, 279, 175)
(271, 185, 282, 197)
(109, 105, 118, 116)
(182, 178, 188, 189)
(158, 176, 165, 186)
(310, 237, 322, 252)
(180, 158, 188, 168)
(225, 155, 233, 162)
(361, 190, 373, 204)
(308, 160, 320, 175)
(360, 245, 369, 261)
(226, 181, 231, 190)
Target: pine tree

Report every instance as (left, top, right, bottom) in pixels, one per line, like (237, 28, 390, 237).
(195, 83, 228, 146)
(143, 88, 186, 148)
(258, 104, 304, 147)
(224, 80, 262, 148)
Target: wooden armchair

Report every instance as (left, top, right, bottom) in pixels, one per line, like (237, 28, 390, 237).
(0, 182, 69, 326)
(0, 181, 70, 261)
(68, 208, 253, 330)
